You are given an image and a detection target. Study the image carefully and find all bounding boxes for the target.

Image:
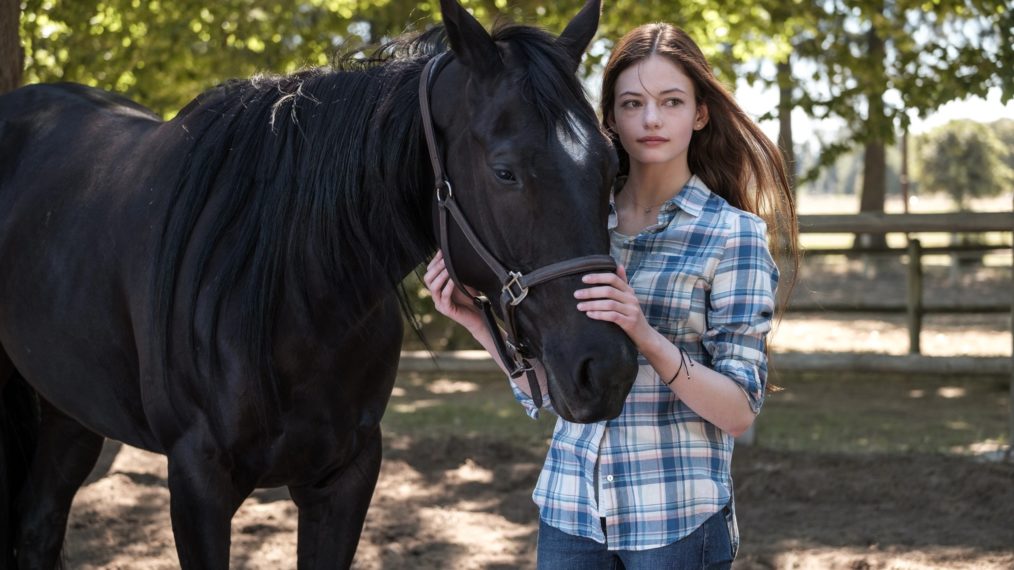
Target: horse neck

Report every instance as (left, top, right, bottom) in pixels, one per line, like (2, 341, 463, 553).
(290, 68, 438, 318)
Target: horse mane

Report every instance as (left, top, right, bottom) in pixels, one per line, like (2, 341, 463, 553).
(152, 22, 593, 406)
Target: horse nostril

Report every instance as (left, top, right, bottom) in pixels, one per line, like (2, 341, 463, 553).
(577, 357, 596, 388)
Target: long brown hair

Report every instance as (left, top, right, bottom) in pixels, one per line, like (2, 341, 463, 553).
(601, 23, 799, 277)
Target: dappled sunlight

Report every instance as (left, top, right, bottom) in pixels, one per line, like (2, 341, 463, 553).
(909, 389, 926, 398)
(761, 544, 1011, 570)
(391, 399, 443, 413)
(445, 458, 494, 484)
(427, 378, 479, 394)
(949, 438, 1008, 458)
(423, 506, 535, 568)
(937, 386, 968, 399)
(771, 315, 1011, 356)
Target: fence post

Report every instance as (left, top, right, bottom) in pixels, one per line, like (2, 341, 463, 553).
(907, 238, 923, 355)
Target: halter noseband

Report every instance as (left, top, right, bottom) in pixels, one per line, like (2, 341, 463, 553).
(418, 53, 617, 408)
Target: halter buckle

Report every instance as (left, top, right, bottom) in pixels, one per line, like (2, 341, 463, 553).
(503, 271, 529, 306)
(435, 179, 453, 203)
(504, 340, 534, 377)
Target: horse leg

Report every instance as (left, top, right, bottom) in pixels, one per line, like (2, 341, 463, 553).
(166, 435, 254, 570)
(289, 427, 383, 570)
(15, 399, 104, 569)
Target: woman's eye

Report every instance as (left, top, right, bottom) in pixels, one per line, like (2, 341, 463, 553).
(620, 100, 640, 109)
(494, 168, 517, 183)
(664, 98, 682, 107)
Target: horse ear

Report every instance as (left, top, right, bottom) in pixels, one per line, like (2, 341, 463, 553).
(439, 0, 501, 73)
(557, 0, 601, 72)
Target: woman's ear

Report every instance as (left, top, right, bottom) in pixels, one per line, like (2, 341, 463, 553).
(694, 103, 709, 131)
(605, 112, 616, 133)
(600, 114, 616, 133)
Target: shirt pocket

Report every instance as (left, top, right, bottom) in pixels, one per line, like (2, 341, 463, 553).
(630, 254, 708, 338)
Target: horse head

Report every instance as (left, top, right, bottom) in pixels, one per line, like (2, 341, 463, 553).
(427, 0, 638, 423)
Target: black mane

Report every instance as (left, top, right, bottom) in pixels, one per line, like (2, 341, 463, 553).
(152, 22, 593, 397)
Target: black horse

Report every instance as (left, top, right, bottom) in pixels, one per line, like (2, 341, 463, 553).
(0, 0, 637, 567)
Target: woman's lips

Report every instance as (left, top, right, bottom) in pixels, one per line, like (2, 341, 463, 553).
(637, 136, 669, 145)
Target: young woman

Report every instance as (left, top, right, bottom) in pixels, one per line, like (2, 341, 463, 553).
(424, 22, 797, 569)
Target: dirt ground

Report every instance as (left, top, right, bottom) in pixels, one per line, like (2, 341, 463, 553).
(60, 259, 1013, 569)
(64, 434, 1014, 570)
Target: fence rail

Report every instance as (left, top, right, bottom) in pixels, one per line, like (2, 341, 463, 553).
(793, 213, 1012, 352)
(798, 211, 1013, 233)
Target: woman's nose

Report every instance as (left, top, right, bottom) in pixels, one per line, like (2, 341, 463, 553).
(643, 103, 661, 129)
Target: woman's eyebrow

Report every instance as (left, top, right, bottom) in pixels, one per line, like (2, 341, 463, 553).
(618, 86, 688, 98)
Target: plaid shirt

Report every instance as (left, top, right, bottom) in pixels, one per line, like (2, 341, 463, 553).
(511, 175, 778, 553)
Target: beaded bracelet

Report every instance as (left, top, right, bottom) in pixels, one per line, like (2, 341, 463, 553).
(664, 347, 694, 386)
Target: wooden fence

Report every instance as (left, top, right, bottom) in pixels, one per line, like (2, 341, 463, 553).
(791, 211, 1013, 356)
(793, 211, 1013, 456)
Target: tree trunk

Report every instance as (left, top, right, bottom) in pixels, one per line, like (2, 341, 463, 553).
(774, 56, 798, 309)
(853, 13, 889, 250)
(776, 58, 796, 194)
(0, 0, 22, 94)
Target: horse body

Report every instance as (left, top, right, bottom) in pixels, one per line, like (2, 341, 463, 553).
(0, 83, 165, 450)
(1, 78, 411, 568)
(0, 0, 638, 567)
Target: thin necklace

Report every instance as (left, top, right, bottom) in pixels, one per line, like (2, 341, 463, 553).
(629, 196, 672, 214)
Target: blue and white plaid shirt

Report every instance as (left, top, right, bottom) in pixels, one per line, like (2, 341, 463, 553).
(511, 175, 778, 553)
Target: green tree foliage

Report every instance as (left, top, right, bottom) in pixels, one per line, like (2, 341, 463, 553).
(779, 0, 1012, 246)
(19, 0, 810, 116)
(916, 120, 1013, 209)
(20, 0, 435, 115)
(792, 0, 1011, 154)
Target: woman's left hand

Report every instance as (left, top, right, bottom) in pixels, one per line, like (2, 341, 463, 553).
(575, 265, 655, 349)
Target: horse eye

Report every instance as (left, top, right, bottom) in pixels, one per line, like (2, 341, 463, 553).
(494, 168, 517, 183)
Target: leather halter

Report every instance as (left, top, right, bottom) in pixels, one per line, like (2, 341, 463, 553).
(418, 53, 617, 408)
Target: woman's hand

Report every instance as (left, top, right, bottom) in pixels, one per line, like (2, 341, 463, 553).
(423, 251, 484, 334)
(575, 265, 657, 349)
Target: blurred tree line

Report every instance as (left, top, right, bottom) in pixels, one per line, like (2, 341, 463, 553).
(2, 0, 1012, 347)
(801, 118, 1014, 204)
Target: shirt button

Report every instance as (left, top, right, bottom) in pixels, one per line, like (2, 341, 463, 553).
(606, 475, 614, 482)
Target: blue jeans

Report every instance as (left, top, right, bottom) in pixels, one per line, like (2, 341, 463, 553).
(536, 509, 733, 570)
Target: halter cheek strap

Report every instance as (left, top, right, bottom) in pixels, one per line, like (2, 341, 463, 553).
(418, 53, 617, 408)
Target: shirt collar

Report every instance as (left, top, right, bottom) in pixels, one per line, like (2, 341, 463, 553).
(608, 174, 711, 224)
(667, 175, 709, 218)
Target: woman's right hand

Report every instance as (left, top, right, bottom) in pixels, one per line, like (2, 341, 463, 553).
(423, 251, 484, 334)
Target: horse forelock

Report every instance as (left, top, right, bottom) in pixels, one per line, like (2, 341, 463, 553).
(489, 24, 599, 145)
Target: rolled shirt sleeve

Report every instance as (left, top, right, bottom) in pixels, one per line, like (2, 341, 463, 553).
(702, 214, 778, 414)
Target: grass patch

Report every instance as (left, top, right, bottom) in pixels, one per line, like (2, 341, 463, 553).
(383, 371, 556, 447)
(383, 369, 1011, 457)
(760, 371, 1010, 454)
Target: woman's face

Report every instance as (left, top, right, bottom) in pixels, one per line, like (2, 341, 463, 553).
(609, 54, 708, 169)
